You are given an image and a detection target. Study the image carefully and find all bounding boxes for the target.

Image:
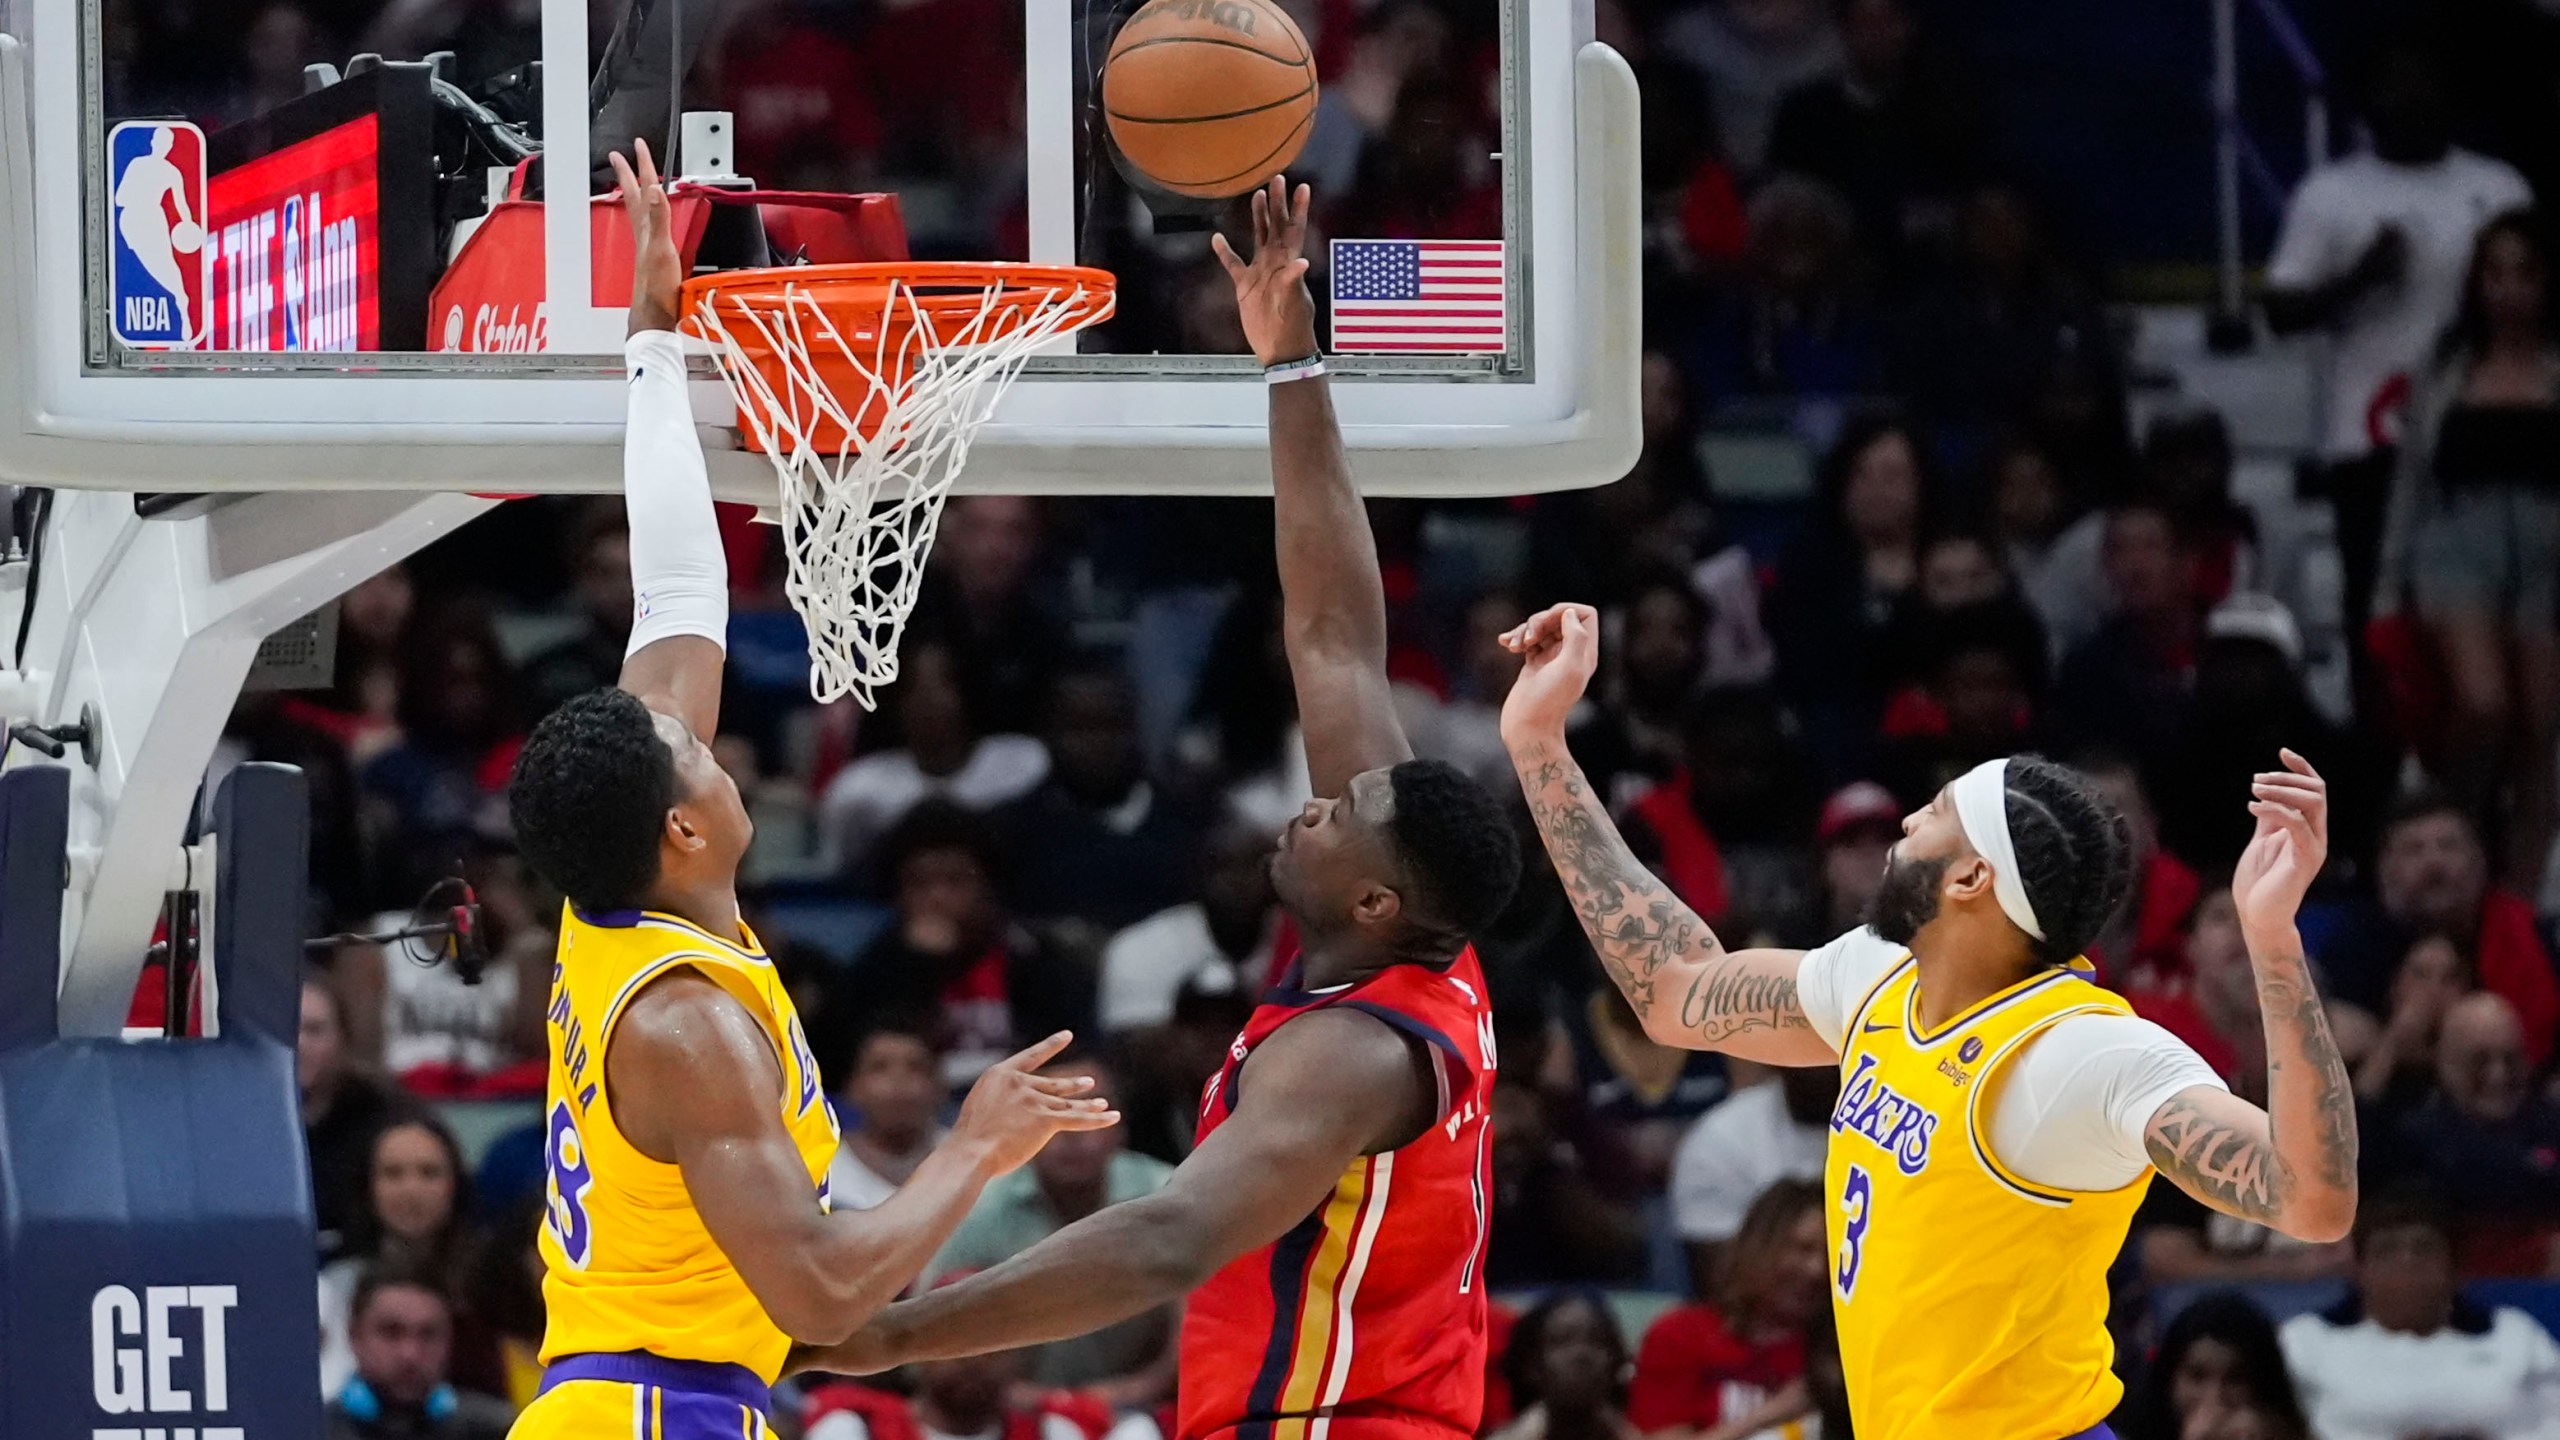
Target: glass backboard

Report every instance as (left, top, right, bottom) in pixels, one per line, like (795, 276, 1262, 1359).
(1, 0, 1635, 497)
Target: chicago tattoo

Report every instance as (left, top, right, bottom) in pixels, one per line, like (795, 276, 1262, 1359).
(1515, 744, 1806, 1046)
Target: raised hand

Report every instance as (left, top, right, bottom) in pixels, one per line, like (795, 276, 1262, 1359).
(949, 1032, 1118, 1175)
(1498, 603, 1601, 751)
(1210, 176, 1319, 366)
(608, 140, 682, 336)
(2233, 748, 2328, 943)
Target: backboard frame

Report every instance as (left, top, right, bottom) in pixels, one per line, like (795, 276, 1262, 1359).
(1, 0, 1639, 498)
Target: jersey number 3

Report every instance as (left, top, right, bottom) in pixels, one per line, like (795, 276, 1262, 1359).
(546, 1100, 597, 1269)
(1835, 1164, 1872, 1301)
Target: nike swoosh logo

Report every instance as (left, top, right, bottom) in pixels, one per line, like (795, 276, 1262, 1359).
(1861, 1020, 1899, 1034)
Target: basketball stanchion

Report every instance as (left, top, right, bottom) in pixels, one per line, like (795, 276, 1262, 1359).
(682, 262, 1116, 708)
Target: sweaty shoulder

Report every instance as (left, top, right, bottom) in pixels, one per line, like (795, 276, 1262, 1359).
(1246, 1004, 1441, 1154)
(1795, 928, 1908, 1051)
(604, 967, 787, 1164)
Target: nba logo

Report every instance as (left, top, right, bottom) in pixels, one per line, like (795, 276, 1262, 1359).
(106, 120, 210, 349)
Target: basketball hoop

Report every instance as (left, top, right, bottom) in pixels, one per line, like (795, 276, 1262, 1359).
(682, 262, 1117, 707)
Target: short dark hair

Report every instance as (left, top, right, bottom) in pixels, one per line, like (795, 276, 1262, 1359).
(2003, 755, 2136, 966)
(509, 688, 676, 911)
(1501, 1287, 1629, 1414)
(349, 1258, 453, 1330)
(2354, 1181, 2455, 1254)
(876, 799, 1004, 887)
(2383, 786, 2472, 841)
(1386, 759, 1521, 945)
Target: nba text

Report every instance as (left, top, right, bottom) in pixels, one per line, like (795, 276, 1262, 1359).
(88, 1285, 244, 1440)
(1830, 1053, 1939, 1175)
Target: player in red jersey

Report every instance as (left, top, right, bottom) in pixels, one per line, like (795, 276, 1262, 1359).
(791, 176, 1525, 1440)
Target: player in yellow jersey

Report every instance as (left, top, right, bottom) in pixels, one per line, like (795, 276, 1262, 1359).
(497, 141, 1117, 1440)
(1493, 603, 2359, 1440)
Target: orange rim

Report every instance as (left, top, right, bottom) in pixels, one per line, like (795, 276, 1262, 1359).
(681, 262, 1117, 338)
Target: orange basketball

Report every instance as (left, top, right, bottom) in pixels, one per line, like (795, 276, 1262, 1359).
(1103, 0, 1319, 200)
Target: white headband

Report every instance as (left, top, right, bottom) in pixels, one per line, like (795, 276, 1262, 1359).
(1950, 758, 2044, 942)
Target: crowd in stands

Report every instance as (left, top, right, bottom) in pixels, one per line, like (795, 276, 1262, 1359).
(91, 0, 2560, 1433)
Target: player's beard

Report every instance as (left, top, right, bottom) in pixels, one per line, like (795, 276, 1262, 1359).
(1865, 850, 1950, 945)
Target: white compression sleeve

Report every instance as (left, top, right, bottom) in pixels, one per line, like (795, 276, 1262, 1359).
(621, 329, 729, 658)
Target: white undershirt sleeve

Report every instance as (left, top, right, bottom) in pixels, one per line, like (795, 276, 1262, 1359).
(1986, 1011, 2228, 1193)
(621, 329, 729, 658)
(1794, 928, 1908, 1054)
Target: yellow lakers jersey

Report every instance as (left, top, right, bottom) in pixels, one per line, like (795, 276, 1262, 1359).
(1824, 955, 2151, 1440)
(536, 903, 838, 1384)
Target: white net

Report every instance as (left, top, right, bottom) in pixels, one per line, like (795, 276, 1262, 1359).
(689, 268, 1112, 707)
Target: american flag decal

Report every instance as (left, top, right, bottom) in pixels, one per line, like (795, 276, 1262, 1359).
(1329, 239, 1507, 354)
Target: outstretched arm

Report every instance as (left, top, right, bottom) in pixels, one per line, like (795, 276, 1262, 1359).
(608, 142, 726, 742)
(2144, 751, 2358, 1243)
(1213, 179, 1410, 796)
(788, 1006, 1432, 1374)
(1498, 604, 1834, 1066)
(606, 976, 1116, 1347)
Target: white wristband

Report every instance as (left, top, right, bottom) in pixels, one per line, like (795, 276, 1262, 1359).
(1264, 354, 1327, 385)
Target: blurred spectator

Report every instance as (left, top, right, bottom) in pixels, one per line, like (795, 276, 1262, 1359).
(1659, 0, 1843, 173)
(2118, 1291, 2309, 1440)
(2148, 595, 2387, 877)
(1887, 183, 2121, 440)
(334, 847, 549, 1098)
(2131, 896, 2353, 1287)
(1521, 357, 1729, 617)
(1554, 972, 1731, 1191)
(1872, 597, 2047, 808)
(2344, 932, 2467, 1110)
(235, 3, 322, 122)
(2265, 42, 2532, 648)
(359, 599, 523, 907)
(308, 565, 415, 763)
(801, 1278, 1117, 1440)
(809, 801, 1094, 1091)
(1766, 781, 1901, 947)
(1687, 175, 1883, 400)
(1488, 1080, 1648, 1288)
(713, 0, 883, 192)
(1988, 433, 2111, 659)
(2052, 502, 2202, 771)
(2384, 211, 2560, 889)
(1771, 414, 1938, 775)
(463, 1196, 546, 1411)
(2280, 1186, 2560, 1439)
(908, 497, 1069, 736)
(1403, 590, 1531, 791)
(1569, 578, 1716, 809)
(2394, 994, 2560, 1275)
(1628, 1179, 1828, 1439)
(828, 1024, 951, 1212)
(1669, 1068, 1837, 1292)
(301, 970, 400, 1261)
(929, 1050, 1176, 1407)
(318, 1116, 496, 1401)
(1765, 0, 1985, 268)
(1175, 586, 1309, 833)
(1098, 813, 1281, 1034)
(998, 658, 1199, 932)
(1113, 976, 1258, 1166)
(2142, 409, 2264, 612)
(520, 506, 632, 719)
(1627, 686, 1820, 930)
(2075, 750, 2203, 987)
(325, 1266, 513, 1440)
(819, 643, 1049, 882)
(2310, 792, 2560, 1070)
(1485, 1289, 1641, 1440)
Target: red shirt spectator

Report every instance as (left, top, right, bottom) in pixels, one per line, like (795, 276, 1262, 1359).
(1627, 1180, 1827, 1437)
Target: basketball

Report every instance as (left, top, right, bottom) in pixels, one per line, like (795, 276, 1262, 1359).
(1103, 0, 1318, 200)
(169, 219, 202, 253)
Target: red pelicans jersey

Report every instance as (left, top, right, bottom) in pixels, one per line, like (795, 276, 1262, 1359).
(1179, 947, 1497, 1440)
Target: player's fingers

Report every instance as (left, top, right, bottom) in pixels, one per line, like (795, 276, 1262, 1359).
(1210, 231, 1246, 278)
(1291, 182, 1312, 230)
(1251, 185, 1269, 244)
(2278, 747, 2325, 786)
(1287, 257, 1311, 287)
(608, 151, 638, 197)
(1053, 1108, 1122, 1132)
(633, 137, 660, 189)
(999, 1030, 1075, 1072)
(2248, 799, 2313, 839)
(1024, 1072, 1096, 1097)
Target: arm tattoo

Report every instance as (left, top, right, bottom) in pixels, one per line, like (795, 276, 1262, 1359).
(1515, 747, 1805, 1046)
(2145, 1095, 2287, 1222)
